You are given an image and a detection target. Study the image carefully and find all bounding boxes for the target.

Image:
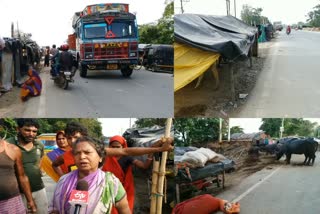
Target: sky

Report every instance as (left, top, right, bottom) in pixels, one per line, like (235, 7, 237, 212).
(98, 118, 136, 137)
(229, 118, 320, 133)
(174, 0, 319, 25)
(0, 0, 168, 46)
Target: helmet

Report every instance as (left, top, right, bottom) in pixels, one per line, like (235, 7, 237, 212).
(60, 44, 69, 51)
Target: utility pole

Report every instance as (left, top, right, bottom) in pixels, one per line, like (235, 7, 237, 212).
(180, 0, 184, 14)
(179, 0, 190, 14)
(227, 119, 231, 142)
(226, 0, 230, 15)
(280, 118, 284, 138)
(219, 118, 223, 142)
(234, 0, 236, 18)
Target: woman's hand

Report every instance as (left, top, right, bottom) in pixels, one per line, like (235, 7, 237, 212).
(27, 200, 37, 213)
(159, 137, 174, 152)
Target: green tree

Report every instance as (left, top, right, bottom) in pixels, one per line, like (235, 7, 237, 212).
(259, 118, 282, 137)
(174, 118, 220, 146)
(0, 118, 17, 139)
(307, 4, 320, 27)
(241, 4, 264, 25)
(230, 126, 244, 135)
(0, 119, 103, 139)
(315, 126, 320, 138)
(260, 118, 317, 138)
(134, 119, 167, 128)
(138, 1, 173, 44)
(295, 120, 317, 137)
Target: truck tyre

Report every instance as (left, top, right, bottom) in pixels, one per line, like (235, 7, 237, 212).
(121, 66, 133, 77)
(80, 65, 87, 78)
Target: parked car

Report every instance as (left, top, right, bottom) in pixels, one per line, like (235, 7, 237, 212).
(142, 44, 173, 73)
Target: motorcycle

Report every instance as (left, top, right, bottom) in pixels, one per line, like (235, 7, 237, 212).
(286, 28, 291, 35)
(50, 53, 78, 89)
(51, 64, 76, 90)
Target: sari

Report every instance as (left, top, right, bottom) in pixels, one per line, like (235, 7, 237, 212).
(20, 68, 42, 101)
(102, 135, 135, 214)
(40, 131, 69, 182)
(49, 169, 126, 214)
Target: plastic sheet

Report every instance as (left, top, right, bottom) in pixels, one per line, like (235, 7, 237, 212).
(175, 159, 235, 184)
(0, 52, 13, 91)
(174, 42, 220, 91)
(174, 14, 257, 60)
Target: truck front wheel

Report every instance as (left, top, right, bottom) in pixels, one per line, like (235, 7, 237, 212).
(80, 65, 87, 78)
(121, 66, 133, 77)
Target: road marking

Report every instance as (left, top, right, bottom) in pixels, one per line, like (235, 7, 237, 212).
(132, 81, 146, 88)
(231, 166, 281, 203)
(38, 72, 47, 116)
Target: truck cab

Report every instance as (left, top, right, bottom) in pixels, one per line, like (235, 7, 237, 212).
(70, 3, 139, 78)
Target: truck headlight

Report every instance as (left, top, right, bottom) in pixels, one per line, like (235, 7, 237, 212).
(129, 52, 136, 57)
(85, 53, 93, 59)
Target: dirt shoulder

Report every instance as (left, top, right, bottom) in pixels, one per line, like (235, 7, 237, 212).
(0, 64, 45, 117)
(0, 81, 26, 117)
(175, 38, 278, 118)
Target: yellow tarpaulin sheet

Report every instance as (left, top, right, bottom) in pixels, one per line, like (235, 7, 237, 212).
(174, 42, 220, 92)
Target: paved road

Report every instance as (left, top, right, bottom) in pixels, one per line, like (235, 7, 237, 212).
(22, 67, 173, 117)
(236, 30, 320, 117)
(217, 152, 320, 214)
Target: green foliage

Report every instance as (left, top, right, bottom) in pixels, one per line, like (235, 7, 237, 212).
(230, 126, 244, 135)
(240, 4, 269, 25)
(307, 4, 320, 27)
(0, 118, 17, 139)
(0, 119, 103, 139)
(138, 1, 173, 44)
(259, 118, 282, 137)
(174, 118, 220, 146)
(260, 118, 317, 138)
(134, 119, 167, 128)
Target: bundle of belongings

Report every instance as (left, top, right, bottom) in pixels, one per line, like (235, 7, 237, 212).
(175, 147, 235, 183)
(172, 194, 240, 214)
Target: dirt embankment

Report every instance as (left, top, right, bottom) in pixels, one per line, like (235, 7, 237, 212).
(209, 141, 278, 190)
(0, 64, 45, 117)
(174, 40, 276, 118)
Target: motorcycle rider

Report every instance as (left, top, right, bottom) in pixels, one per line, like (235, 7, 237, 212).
(286, 25, 291, 34)
(59, 44, 73, 72)
(51, 44, 73, 79)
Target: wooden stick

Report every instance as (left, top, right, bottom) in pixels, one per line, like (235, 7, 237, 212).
(156, 118, 172, 214)
(150, 157, 160, 214)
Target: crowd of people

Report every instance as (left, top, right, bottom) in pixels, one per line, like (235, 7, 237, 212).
(0, 119, 173, 214)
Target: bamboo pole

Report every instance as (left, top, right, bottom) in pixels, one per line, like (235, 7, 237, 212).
(156, 118, 173, 214)
(150, 156, 160, 214)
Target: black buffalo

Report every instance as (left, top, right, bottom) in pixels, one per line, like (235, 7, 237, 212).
(259, 143, 281, 155)
(276, 138, 318, 165)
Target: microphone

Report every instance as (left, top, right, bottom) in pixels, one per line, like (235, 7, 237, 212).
(69, 180, 89, 214)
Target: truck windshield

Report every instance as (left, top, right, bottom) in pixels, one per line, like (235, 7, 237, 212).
(84, 21, 136, 39)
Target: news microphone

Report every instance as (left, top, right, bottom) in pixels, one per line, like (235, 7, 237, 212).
(69, 180, 89, 214)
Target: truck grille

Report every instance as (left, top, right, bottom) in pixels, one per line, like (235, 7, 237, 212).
(94, 46, 128, 59)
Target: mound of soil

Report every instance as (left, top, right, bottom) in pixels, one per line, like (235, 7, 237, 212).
(175, 41, 275, 118)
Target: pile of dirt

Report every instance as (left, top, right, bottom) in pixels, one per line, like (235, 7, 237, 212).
(175, 40, 275, 118)
(204, 141, 277, 194)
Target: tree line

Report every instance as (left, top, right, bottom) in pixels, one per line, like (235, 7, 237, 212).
(138, 1, 173, 44)
(0, 118, 167, 140)
(174, 118, 320, 146)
